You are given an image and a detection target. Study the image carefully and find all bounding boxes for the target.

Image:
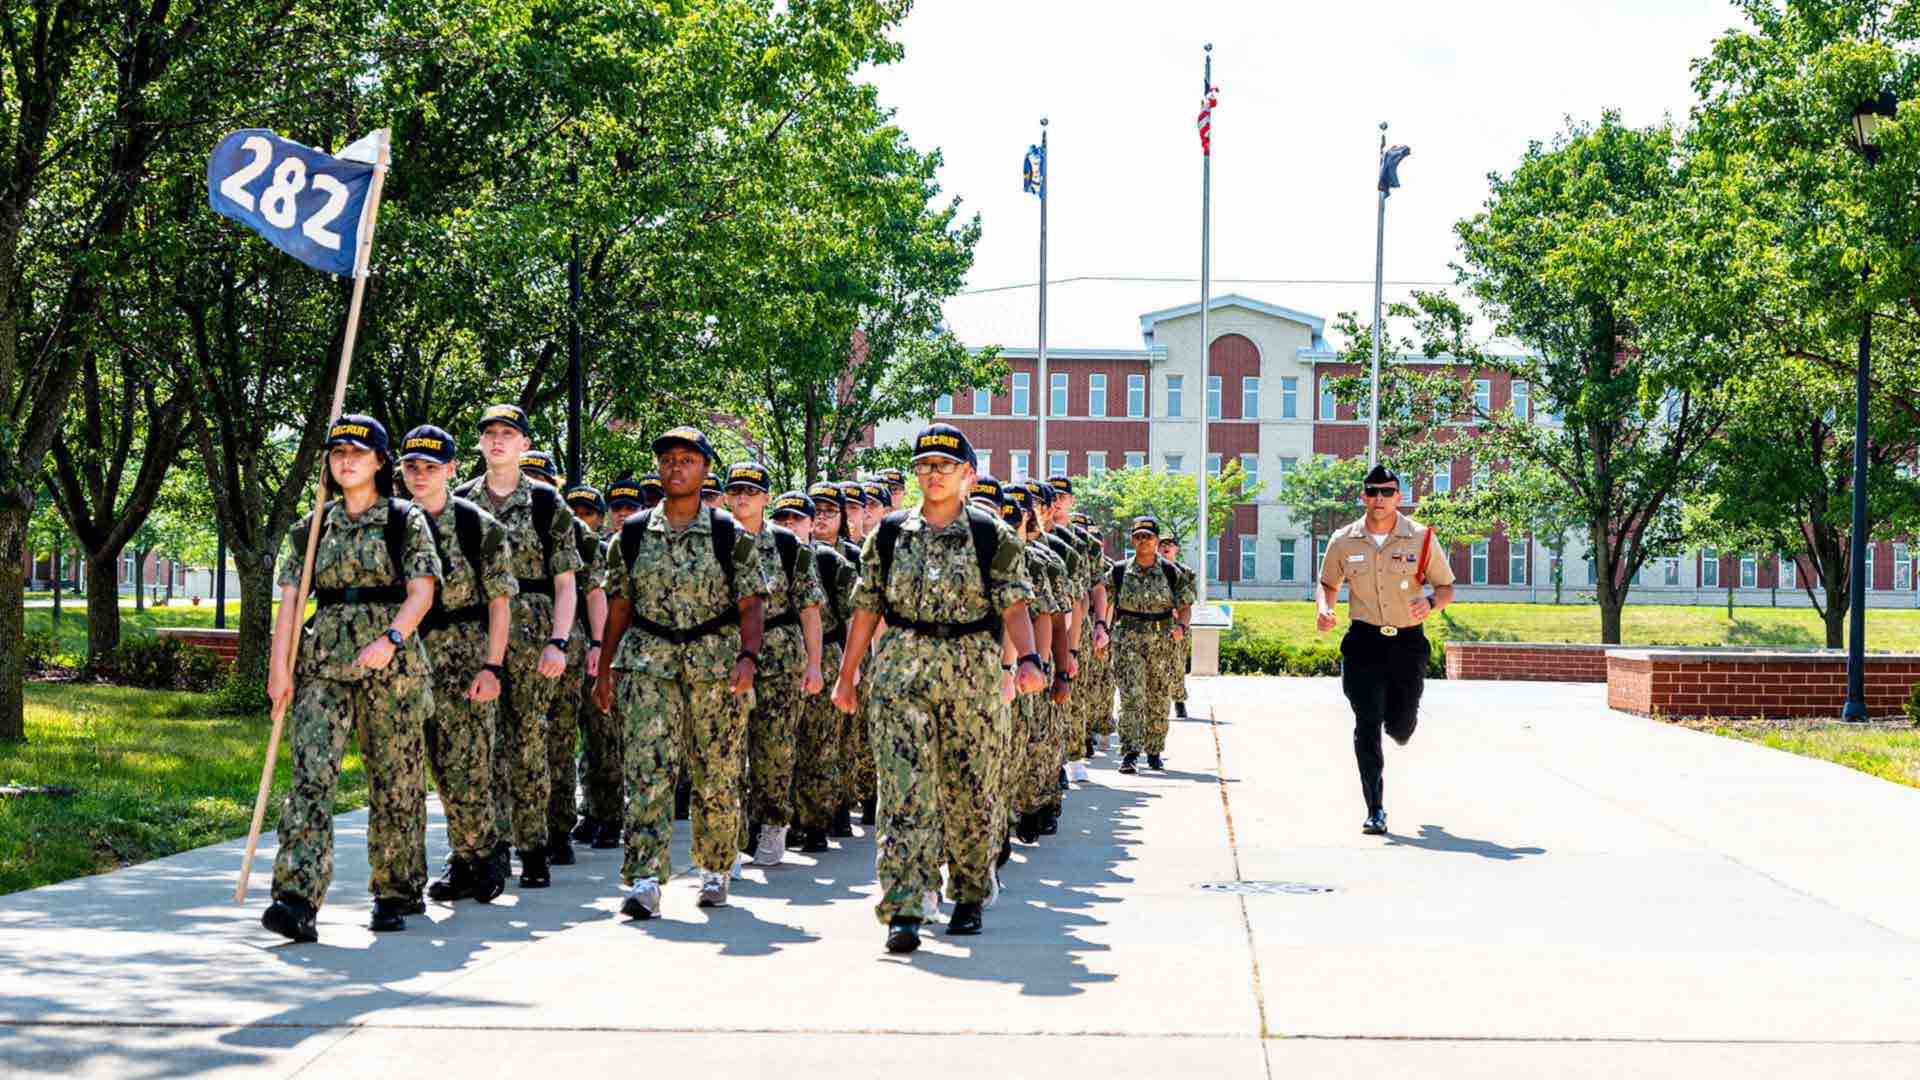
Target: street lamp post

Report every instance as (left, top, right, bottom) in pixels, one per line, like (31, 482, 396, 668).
(1843, 91, 1896, 722)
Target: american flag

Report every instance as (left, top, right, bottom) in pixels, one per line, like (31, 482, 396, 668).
(1197, 83, 1218, 155)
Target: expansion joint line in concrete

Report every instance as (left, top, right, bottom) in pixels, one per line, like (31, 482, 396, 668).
(1209, 705, 1273, 1060)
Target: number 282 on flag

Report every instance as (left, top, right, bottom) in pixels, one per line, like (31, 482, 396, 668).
(206, 129, 377, 278)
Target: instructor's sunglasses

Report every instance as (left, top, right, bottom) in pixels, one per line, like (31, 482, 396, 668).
(1363, 485, 1399, 498)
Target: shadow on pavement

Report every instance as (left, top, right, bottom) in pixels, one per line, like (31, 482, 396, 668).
(1385, 824, 1546, 861)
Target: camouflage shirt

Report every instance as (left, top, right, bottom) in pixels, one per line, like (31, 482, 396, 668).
(1110, 556, 1197, 637)
(813, 541, 858, 637)
(1044, 525, 1086, 603)
(1021, 537, 1067, 616)
(469, 474, 584, 633)
(851, 508, 1032, 625)
(278, 497, 441, 683)
(419, 498, 516, 677)
(607, 506, 769, 681)
(747, 522, 825, 674)
(569, 515, 607, 636)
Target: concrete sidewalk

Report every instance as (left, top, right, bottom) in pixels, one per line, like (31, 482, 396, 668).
(4, 678, 1920, 1077)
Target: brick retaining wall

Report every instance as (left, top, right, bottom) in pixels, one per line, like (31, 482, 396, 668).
(155, 628, 239, 670)
(1607, 649, 1920, 720)
(1444, 641, 1612, 683)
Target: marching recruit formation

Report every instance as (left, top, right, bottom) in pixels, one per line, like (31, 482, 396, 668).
(258, 411, 1452, 953)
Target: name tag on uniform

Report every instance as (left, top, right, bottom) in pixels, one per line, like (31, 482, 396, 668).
(1347, 554, 1367, 562)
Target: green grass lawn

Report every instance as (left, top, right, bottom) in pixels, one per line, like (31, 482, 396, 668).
(0, 682, 367, 896)
(27, 602, 249, 659)
(1678, 719, 1920, 791)
(1225, 601, 1920, 652)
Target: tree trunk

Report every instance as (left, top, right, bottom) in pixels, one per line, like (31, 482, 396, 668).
(134, 549, 146, 612)
(1598, 593, 1624, 644)
(231, 551, 276, 684)
(87, 557, 123, 660)
(163, 560, 173, 602)
(0, 505, 26, 740)
(1821, 558, 1848, 648)
(52, 548, 63, 624)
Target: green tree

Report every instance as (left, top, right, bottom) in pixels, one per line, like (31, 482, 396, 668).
(1077, 464, 1263, 571)
(1274, 454, 1368, 594)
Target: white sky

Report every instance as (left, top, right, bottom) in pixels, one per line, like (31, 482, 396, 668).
(864, 0, 1743, 350)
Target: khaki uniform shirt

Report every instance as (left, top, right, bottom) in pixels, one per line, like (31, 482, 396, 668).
(1317, 512, 1454, 629)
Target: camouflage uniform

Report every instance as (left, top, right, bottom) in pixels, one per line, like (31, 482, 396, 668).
(467, 475, 583, 854)
(745, 525, 825, 831)
(1043, 525, 1089, 762)
(419, 500, 517, 863)
(1112, 558, 1197, 755)
(1168, 560, 1197, 707)
(1022, 538, 1070, 812)
(1087, 537, 1118, 739)
(853, 509, 1031, 924)
(796, 543, 856, 831)
(272, 498, 441, 908)
(580, 533, 624, 825)
(546, 516, 606, 838)
(606, 507, 767, 881)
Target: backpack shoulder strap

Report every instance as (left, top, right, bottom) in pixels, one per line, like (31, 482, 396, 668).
(1161, 559, 1180, 599)
(619, 508, 653, 574)
(575, 518, 597, 566)
(1111, 561, 1125, 597)
(709, 509, 738, 594)
(383, 498, 416, 583)
(875, 511, 908, 593)
(771, 524, 800, 592)
(965, 505, 999, 600)
(450, 497, 486, 594)
(529, 482, 557, 572)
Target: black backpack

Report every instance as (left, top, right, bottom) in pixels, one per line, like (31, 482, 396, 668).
(769, 522, 801, 598)
(307, 497, 432, 610)
(1111, 557, 1182, 604)
(456, 476, 559, 575)
(813, 542, 851, 629)
(417, 497, 486, 593)
(874, 506, 1000, 607)
(618, 506, 739, 596)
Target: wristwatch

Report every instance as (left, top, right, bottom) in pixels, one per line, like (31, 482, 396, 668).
(481, 661, 504, 677)
(383, 628, 404, 647)
(736, 649, 761, 666)
(1017, 652, 1044, 672)
(546, 636, 569, 651)
(589, 638, 603, 650)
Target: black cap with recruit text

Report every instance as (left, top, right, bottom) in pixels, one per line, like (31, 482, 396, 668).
(638, 474, 663, 496)
(701, 471, 723, 496)
(653, 425, 717, 462)
(770, 490, 814, 519)
(1027, 479, 1054, 506)
(606, 478, 644, 509)
(1129, 515, 1161, 537)
(520, 449, 559, 482)
(565, 484, 604, 516)
(1048, 475, 1073, 495)
(726, 462, 771, 493)
(397, 424, 454, 464)
(1364, 463, 1400, 487)
(327, 414, 389, 454)
(477, 403, 532, 438)
(910, 423, 975, 468)
(876, 467, 906, 490)
(807, 482, 843, 511)
(969, 475, 1003, 504)
(862, 480, 888, 505)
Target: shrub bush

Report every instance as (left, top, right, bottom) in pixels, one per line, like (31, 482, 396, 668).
(211, 674, 269, 716)
(91, 636, 226, 692)
(1218, 630, 1448, 678)
(24, 631, 62, 673)
(1906, 681, 1920, 727)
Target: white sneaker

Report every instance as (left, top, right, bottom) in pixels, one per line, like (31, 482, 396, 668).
(1069, 760, 1090, 783)
(620, 877, 661, 920)
(752, 824, 788, 868)
(698, 871, 730, 907)
(922, 888, 943, 923)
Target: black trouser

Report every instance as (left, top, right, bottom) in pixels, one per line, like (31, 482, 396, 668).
(1340, 622, 1427, 815)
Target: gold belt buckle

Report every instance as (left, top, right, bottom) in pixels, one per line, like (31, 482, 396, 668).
(1379, 625, 1399, 638)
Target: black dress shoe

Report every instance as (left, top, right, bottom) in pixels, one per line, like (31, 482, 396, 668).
(885, 916, 922, 954)
(518, 848, 551, 888)
(1014, 810, 1041, 845)
(571, 816, 598, 844)
(1362, 809, 1387, 835)
(592, 818, 622, 849)
(1119, 753, 1138, 775)
(1147, 753, 1164, 771)
(545, 835, 576, 866)
(262, 896, 318, 943)
(428, 857, 474, 902)
(827, 806, 854, 838)
(369, 898, 409, 933)
(947, 902, 983, 935)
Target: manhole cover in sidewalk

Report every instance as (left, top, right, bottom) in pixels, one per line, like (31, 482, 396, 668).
(1196, 881, 1335, 896)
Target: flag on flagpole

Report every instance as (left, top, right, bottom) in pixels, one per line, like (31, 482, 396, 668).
(1197, 84, 1219, 155)
(1023, 143, 1046, 196)
(1379, 145, 1412, 194)
(207, 129, 387, 277)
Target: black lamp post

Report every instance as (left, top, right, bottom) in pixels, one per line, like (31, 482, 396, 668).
(1843, 91, 1896, 721)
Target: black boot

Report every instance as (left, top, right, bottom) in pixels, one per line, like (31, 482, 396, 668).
(571, 816, 598, 844)
(262, 895, 318, 943)
(518, 848, 550, 888)
(428, 857, 475, 902)
(1174, 701, 1187, 718)
(545, 833, 576, 866)
(1039, 805, 1059, 836)
(741, 819, 762, 857)
(885, 916, 922, 954)
(1086, 735, 1098, 758)
(1058, 766, 1070, 792)
(947, 902, 984, 935)
(399, 896, 427, 915)
(472, 855, 506, 903)
(489, 839, 512, 883)
(1119, 752, 1138, 775)
(860, 795, 878, 825)
(369, 897, 409, 933)
(673, 776, 692, 821)
(997, 833, 1012, 869)
(798, 825, 830, 853)
(592, 818, 623, 849)
(1147, 753, 1164, 771)
(828, 806, 854, 837)
(1015, 810, 1041, 845)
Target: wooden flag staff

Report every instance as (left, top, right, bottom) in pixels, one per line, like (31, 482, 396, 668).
(235, 130, 391, 903)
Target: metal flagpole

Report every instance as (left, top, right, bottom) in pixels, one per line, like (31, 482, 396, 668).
(1036, 119, 1049, 481)
(1195, 46, 1213, 605)
(1369, 122, 1387, 467)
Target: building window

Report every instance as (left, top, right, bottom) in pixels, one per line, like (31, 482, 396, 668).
(1473, 378, 1492, 415)
(1050, 372, 1068, 417)
(1780, 556, 1796, 590)
(1433, 466, 1451, 495)
(1124, 451, 1145, 470)
(973, 387, 991, 415)
(1087, 451, 1107, 475)
(1511, 380, 1530, 419)
(1012, 373, 1030, 416)
(1239, 536, 1257, 581)
(1280, 539, 1297, 581)
(1278, 456, 1297, 480)
(1048, 450, 1068, 478)
(1741, 554, 1757, 589)
(1510, 544, 1528, 585)
(1207, 375, 1222, 419)
(1897, 544, 1912, 591)
(1702, 549, 1718, 589)
(1320, 376, 1338, 420)
(1167, 375, 1184, 417)
(1166, 453, 1184, 473)
(1663, 557, 1680, 586)
(1089, 373, 1107, 417)
(1585, 556, 1597, 586)
(1206, 453, 1221, 478)
(977, 450, 992, 477)
(1239, 453, 1258, 488)
(1471, 541, 1488, 584)
(1127, 374, 1145, 418)
(1866, 545, 1877, 590)
(1472, 461, 1490, 489)
(934, 392, 952, 415)
(1207, 536, 1221, 581)
(1280, 376, 1298, 419)
(1011, 450, 1030, 481)
(1242, 377, 1260, 419)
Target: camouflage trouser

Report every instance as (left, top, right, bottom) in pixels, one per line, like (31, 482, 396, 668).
(1170, 632, 1192, 704)
(748, 665, 805, 829)
(492, 629, 558, 852)
(850, 683, 877, 805)
(545, 636, 589, 837)
(1086, 644, 1116, 737)
(868, 634, 1005, 923)
(793, 641, 844, 830)
(1116, 627, 1175, 755)
(614, 671, 678, 885)
(630, 670, 749, 875)
(273, 671, 432, 907)
(421, 634, 497, 862)
(1027, 696, 1064, 810)
(994, 691, 1017, 841)
(1062, 659, 1090, 763)
(581, 666, 624, 823)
